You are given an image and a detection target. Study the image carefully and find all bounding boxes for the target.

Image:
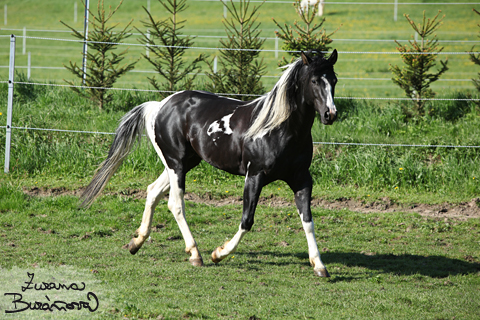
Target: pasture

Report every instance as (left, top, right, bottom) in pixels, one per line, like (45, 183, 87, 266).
(1, 0, 480, 319)
(1, 73, 480, 320)
(0, 0, 478, 97)
(1, 183, 480, 319)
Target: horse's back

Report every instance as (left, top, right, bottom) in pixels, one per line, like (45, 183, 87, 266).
(149, 91, 253, 175)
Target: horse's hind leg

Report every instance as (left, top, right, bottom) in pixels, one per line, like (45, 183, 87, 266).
(167, 169, 204, 266)
(128, 170, 170, 254)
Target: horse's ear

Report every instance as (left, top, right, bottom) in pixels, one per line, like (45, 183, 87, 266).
(301, 51, 310, 65)
(328, 49, 338, 66)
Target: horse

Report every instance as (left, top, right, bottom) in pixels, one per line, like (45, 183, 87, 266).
(80, 49, 338, 277)
(300, 0, 325, 17)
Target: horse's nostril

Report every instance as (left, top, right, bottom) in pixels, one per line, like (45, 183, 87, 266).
(325, 111, 330, 120)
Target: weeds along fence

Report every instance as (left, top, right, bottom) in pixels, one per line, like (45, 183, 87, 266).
(2, 33, 480, 176)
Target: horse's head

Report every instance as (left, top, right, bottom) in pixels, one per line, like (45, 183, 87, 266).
(301, 49, 338, 125)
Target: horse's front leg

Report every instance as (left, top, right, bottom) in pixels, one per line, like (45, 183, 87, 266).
(292, 172, 330, 277)
(211, 173, 265, 263)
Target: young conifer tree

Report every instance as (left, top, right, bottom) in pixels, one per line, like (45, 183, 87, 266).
(272, 0, 339, 67)
(205, 0, 266, 101)
(136, 0, 206, 97)
(470, 8, 480, 99)
(389, 11, 448, 117)
(61, 0, 137, 110)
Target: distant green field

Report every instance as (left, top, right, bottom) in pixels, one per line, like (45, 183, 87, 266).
(0, 0, 478, 97)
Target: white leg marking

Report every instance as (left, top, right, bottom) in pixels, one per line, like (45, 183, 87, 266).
(214, 225, 248, 261)
(167, 170, 202, 262)
(142, 93, 202, 264)
(300, 213, 326, 271)
(136, 170, 170, 239)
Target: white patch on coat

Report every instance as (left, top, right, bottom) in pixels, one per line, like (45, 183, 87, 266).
(245, 161, 251, 181)
(144, 91, 184, 144)
(207, 113, 234, 136)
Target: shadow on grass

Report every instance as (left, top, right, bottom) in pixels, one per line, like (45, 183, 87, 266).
(239, 251, 480, 278)
(324, 252, 480, 278)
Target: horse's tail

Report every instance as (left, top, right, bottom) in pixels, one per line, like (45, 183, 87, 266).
(80, 104, 147, 208)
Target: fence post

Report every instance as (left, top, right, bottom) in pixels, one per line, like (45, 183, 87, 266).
(23, 27, 26, 55)
(275, 35, 278, 59)
(4, 35, 16, 174)
(74, 2, 78, 23)
(28, 51, 31, 79)
(394, 0, 398, 21)
(82, 0, 90, 85)
(146, 29, 150, 58)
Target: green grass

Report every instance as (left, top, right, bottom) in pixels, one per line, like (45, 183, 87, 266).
(1, 82, 480, 204)
(1, 183, 479, 319)
(0, 0, 478, 97)
(1, 2, 480, 319)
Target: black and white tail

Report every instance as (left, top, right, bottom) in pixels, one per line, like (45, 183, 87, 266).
(80, 104, 146, 208)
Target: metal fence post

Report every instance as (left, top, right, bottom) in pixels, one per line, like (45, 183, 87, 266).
(394, 0, 398, 21)
(28, 51, 31, 79)
(23, 26, 26, 55)
(146, 29, 150, 58)
(4, 34, 16, 173)
(275, 35, 278, 59)
(82, 0, 90, 84)
(74, 2, 78, 23)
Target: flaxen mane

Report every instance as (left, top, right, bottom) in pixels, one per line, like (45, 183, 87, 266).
(244, 51, 329, 139)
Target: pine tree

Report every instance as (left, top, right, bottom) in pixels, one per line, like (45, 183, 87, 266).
(272, 0, 339, 66)
(136, 0, 206, 97)
(389, 11, 448, 117)
(205, 0, 266, 101)
(61, 0, 137, 110)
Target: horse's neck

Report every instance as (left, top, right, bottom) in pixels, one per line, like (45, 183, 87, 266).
(287, 99, 316, 139)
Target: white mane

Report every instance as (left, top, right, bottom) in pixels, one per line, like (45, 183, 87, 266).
(244, 59, 301, 140)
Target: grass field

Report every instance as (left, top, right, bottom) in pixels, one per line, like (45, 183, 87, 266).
(1, 184, 480, 319)
(1, 1, 480, 319)
(0, 0, 479, 96)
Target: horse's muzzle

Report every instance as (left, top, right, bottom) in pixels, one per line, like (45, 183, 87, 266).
(324, 108, 337, 124)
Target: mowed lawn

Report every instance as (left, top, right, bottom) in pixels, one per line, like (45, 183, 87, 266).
(0, 184, 479, 319)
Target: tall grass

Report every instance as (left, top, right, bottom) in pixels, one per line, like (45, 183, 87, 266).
(1, 82, 479, 201)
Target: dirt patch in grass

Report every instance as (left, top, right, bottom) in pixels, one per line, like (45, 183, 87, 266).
(23, 187, 480, 220)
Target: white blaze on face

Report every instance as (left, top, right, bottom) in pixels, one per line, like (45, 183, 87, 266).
(322, 77, 336, 113)
(207, 113, 234, 136)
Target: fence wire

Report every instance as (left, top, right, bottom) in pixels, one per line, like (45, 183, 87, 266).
(1, 34, 479, 55)
(6, 81, 480, 101)
(2, 32, 480, 150)
(1, 125, 479, 149)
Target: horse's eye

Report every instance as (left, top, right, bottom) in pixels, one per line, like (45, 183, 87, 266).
(311, 79, 316, 84)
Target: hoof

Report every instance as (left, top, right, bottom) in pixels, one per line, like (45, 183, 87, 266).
(211, 248, 223, 264)
(314, 268, 330, 277)
(190, 258, 204, 267)
(127, 238, 141, 255)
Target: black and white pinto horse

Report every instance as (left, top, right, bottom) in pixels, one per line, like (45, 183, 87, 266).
(81, 50, 338, 277)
